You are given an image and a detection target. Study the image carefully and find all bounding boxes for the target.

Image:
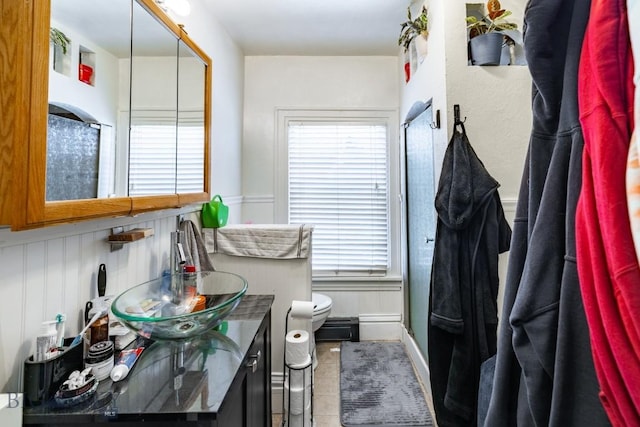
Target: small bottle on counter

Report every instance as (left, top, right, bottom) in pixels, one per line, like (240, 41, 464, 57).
(35, 321, 58, 362)
(84, 340, 114, 381)
(87, 306, 109, 347)
(183, 264, 197, 289)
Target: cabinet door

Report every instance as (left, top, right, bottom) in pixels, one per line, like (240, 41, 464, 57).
(219, 310, 271, 427)
(246, 330, 266, 427)
(218, 374, 247, 427)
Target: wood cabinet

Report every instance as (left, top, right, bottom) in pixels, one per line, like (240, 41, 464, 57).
(0, 0, 211, 230)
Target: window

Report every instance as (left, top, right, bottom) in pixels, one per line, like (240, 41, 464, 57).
(129, 122, 177, 196)
(287, 119, 390, 276)
(128, 114, 204, 196)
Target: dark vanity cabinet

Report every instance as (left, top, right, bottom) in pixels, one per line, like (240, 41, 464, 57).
(216, 298, 272, 427)
(22, 295, 274, 427)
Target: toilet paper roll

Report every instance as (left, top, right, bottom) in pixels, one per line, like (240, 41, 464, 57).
(284, 382, 311, 415)
(290, 300, 314, 320)
(286, 356, 312, 389)
(285, 330, 310, 366)
(287, 354, 312, 370)
(286, 403, 312, 427)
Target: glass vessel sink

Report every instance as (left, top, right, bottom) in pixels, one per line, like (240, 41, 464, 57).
(111, 270, 247, 341)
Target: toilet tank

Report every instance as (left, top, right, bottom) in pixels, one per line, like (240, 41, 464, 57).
(203, 225, 313, 390)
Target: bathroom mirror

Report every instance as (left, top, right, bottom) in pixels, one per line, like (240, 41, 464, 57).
(0, 0, 212, 229)
(48, 0, 205, 201)
(128, 0, 180, 196)
(177, 40, 207, 194)
(48, 0, 132, 201)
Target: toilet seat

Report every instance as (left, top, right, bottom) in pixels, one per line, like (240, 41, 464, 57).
(312, 292, 332, 314)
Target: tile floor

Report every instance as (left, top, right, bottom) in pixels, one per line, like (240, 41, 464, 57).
(272, 341, 436, 427)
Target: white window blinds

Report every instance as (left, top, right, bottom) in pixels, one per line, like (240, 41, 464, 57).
(129, 119, 204, 196)
(129, 124, 177, 196)
(288, 122, 389, 275)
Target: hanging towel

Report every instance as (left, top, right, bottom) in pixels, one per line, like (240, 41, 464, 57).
(179, 219, 215, 272)
(203, 224, 313, 259)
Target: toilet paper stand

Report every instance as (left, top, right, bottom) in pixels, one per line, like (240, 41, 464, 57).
(282, 306, 314, 427)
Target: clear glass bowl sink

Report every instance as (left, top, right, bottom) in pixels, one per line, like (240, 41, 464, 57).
(111, 270, 247, 341)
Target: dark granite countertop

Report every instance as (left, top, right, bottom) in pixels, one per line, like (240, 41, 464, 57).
(23, 295, 274, 425)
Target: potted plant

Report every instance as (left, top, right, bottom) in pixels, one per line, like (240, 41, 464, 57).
(398, 6, 428, 82)
(398, 5, 429, 52)
(466, 0, 518, 65)
(50, 28, 70, 72)
(50, 28, 69, 54)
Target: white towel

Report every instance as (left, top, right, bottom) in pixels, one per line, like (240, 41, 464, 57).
(203, 224, 313, 259)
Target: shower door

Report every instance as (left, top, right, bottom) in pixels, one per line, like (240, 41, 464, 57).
(404, 101, 437, 360)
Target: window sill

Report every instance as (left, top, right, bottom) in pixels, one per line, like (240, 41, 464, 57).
(312, 275, 403, 292)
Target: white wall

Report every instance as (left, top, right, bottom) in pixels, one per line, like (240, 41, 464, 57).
(403, 0, 531, 200)
(396, 0, 532, 395)
(242, 56, 404, 339)
(402, 0, 531, 311)
(0, 1, 244, 394)
(49, 19, 121, 126)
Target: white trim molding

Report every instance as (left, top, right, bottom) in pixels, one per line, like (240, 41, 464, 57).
(502, 197, 517, 214)
(242, 195, 274, 204)
(359, 313, 402, 340)
(271, 372, 285, 414)
(401, 326, 435, 415)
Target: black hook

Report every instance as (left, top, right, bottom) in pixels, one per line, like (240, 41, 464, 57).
(430, 109, 441, 129)
(453, 104, 466, 125)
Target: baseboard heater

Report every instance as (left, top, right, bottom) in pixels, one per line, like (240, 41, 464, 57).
(315, 317, 359, 342)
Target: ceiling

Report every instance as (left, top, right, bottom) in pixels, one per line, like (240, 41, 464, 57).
(50, 0, 408, 57)
(201, 0, 408, 56)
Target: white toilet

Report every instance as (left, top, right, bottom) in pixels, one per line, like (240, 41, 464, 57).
(310, 292, 332, 370)
(312, 292, 332, 333)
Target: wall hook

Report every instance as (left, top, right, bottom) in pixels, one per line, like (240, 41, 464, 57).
(454, 104, 466, 125)
(430, 109, 441, 129)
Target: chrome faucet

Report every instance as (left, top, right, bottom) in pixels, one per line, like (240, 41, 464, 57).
(170, 230, 187, 303)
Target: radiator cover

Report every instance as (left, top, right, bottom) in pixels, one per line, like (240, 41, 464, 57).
(315, 317, 359, 342)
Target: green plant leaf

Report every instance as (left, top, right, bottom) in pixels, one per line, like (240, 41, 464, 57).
(50, 27, 69, 54)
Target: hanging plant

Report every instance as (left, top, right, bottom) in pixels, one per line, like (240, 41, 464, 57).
(50, 27, 69, 54)
(398, 6, 429, 52)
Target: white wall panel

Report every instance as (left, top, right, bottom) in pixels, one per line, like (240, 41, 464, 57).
(0, 215, 174, 393)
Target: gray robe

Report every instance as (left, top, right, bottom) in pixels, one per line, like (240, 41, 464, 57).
(428, 124, 511, 427)
(482, 0, 610, 425)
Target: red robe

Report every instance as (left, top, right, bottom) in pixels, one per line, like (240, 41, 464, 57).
(576, 0, 640, 424)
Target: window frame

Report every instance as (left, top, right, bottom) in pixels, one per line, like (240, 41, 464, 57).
(275, 108, 401, 280)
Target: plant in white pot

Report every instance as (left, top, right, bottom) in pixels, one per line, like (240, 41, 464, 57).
(466, 0, 518, 65)
(50, 28, 69, 54)
(398, 5, 429, 56)
(49, 27, 70, 72)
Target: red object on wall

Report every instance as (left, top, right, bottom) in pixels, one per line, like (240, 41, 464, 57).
(404, 61, 411, 83)
(79, 64, 93, 85)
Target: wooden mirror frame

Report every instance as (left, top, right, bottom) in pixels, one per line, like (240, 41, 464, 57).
(0, 0, 211, 231)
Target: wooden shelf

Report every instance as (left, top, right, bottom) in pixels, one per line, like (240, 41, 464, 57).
(107, 227, 154, 250)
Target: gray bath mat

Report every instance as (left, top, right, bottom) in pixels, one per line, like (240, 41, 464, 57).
(340, 341, 434, 426)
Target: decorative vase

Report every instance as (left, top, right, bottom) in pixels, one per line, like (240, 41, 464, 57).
(414, 33, 428, 63)
(468, 32, 504, 66)
(403, 50, 411, 83)
(79, 64, 93, 85)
